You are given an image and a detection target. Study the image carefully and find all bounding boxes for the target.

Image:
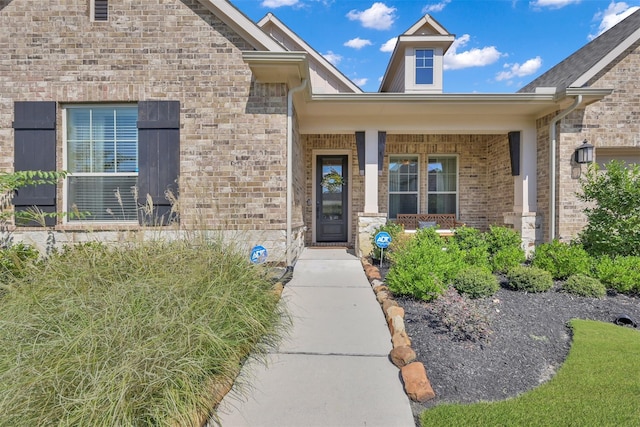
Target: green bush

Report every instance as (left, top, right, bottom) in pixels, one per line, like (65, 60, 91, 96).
(562, 274, 606, 298)
(485, 226, 525, 272)
(386, 228, 465, 301)
(506, 265, 554, 292)
(578, 160, 640, 257)
(452, 266, 499, 299)
(0, 243, 40, 281)
(531, 240, 592, 279)
(595, 255, 640, 294)
(453, 226, 490, 269)
(370, 221, 404, 260)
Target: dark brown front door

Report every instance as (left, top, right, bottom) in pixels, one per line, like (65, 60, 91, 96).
(316, 155, 348, 242)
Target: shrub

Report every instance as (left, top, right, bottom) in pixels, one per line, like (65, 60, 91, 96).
(0, 243, 40, 281)
(506, 265, 554, 292)
(453, 226, 490, 269)
(370, 221, 404, 260)
(485, 226, 525, 272)
(595, 255, 640, 294)
(452, 266, 499, 299)
(531, 240, 592, 280)
(427, 287, 492, 342)
(386, 228, 465, 301)
(578, 160, 640, 257)
(562, 274, 606, 298)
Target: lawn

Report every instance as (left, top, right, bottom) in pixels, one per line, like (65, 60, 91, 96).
(420, 319, 640, 427)
(0, 239, 285, 426)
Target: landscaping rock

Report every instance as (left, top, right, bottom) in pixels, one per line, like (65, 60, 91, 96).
(376, 290, 390, 304)
(373, 285, 389, 294)
(392, 330, 412, 348)
(382, 299, 399, 312)
(390, 346, 417, 368)
(386, 306, 405, 319)
(401, 362, 435, 402)
(387, 315, 405, 336)
(371, 279, 385, 288)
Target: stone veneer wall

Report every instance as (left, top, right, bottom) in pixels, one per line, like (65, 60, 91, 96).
(0, 0, 292, 255)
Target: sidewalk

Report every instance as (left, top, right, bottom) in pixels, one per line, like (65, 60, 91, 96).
(214, 247, 415, 427)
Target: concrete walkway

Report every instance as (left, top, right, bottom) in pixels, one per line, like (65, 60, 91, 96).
(214, 248, 415, 427)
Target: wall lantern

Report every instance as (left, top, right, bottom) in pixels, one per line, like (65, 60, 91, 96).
(574, 139, 594, 164)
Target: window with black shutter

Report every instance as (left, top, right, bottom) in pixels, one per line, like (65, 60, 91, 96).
(93, 0, 108, 22)
(136, 101, 180, 226)
(12, 101, 58, 227)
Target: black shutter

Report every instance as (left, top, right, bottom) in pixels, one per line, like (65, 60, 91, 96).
(94, 0, 108, 21)
(12, 101, 57, 227)
(137, 101, 180, 226)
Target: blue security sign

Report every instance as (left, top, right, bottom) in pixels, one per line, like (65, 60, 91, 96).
(374, 231, 392, 249)
(250, 245, 268, 264)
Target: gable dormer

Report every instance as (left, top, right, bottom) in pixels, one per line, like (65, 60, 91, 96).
(379, 15, 455, 93)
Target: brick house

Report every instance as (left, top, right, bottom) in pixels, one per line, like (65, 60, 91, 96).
(1, 0, 638, 266)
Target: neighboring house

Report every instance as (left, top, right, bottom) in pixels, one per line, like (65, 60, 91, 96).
(1, 0, 638, 267)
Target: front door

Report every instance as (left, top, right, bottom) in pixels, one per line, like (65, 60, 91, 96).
(316, 155, 348, 242)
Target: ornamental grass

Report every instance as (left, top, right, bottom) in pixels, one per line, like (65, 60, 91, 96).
(0, 238, 285, 426)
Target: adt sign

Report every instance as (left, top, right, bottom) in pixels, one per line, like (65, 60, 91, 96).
(374, 231, 392, 249)
(250, 245, 268, 264)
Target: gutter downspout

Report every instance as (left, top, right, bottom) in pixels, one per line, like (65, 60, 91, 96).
(548, 94, 581, 241)
(286, 78, 308, 268)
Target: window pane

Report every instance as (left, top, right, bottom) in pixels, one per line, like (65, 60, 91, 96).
(428, 194, 456, 214)
(67, 105, 138, 221)
(416, 49, 434, 85)
(389, 156, 418, 214)
(68, 176, 138, 221)
(390, 194, 418, 219)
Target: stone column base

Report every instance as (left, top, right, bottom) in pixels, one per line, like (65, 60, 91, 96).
(503, 212, 540, 257)
(356, 212, 388, 258)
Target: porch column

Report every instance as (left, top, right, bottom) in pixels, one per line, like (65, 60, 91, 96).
(363, 129, 380, 213)
(505, 126, 539, 254)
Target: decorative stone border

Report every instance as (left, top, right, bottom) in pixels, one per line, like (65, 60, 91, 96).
(361, 258, 436, 403)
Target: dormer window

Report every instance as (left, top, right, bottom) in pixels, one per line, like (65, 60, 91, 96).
(415, 49, 434, 85)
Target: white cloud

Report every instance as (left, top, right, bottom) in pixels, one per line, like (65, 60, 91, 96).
(344, 37, 373, 49)
(495, 56, 543, 81)
(261, 0, 299, 7)
(589, 2, 640, 39)
(529, 0, 581, 9)
(352, 77, 368, 87)
(346, 2, 397, 30)
(323, 51, 342, 66)
(380, 37, 398, 53)
(443, 34, 503, 70)
(422, 0, 451, 14)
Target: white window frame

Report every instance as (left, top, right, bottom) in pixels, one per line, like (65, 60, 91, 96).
(415, 49, 434, 85)
(427, 155, 459, 217)
(62, 104, 139, 224)
(388, 155, 420, 219)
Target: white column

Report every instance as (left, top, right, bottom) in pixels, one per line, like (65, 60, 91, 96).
(514, 126, 537, 213)
(363, 129, 379, 213)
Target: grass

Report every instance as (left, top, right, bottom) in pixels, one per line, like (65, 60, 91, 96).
(420, 319, 640, 427)
(0, 239, 285, 426)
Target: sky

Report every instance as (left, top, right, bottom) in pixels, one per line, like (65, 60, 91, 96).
(231, 0, 640, 93)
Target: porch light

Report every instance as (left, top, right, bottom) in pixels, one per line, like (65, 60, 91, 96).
(574, 139, 594, 164)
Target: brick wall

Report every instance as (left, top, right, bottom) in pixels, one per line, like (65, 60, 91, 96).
(551, 41, 640, 241)
(0, 0, 289, 234)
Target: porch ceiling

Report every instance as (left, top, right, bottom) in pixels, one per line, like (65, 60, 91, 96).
(295, 89, 611, 134)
